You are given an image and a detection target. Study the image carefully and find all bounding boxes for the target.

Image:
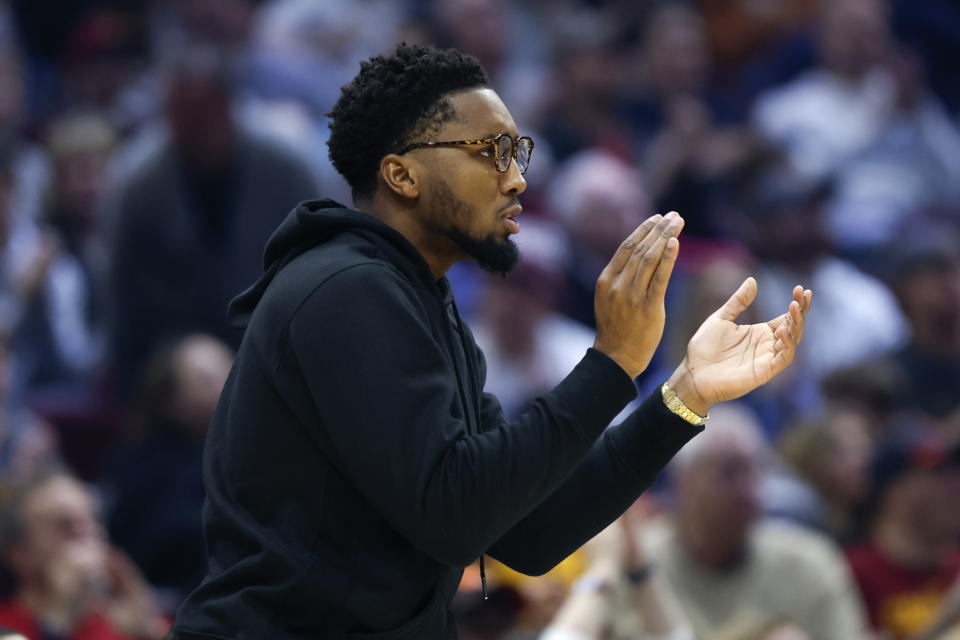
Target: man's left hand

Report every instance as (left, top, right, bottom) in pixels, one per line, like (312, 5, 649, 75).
(666, 277, 812, 417)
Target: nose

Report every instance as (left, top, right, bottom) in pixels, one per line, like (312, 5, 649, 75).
(500, 158, 527, 196)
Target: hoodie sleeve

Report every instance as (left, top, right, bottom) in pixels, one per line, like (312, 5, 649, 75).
(286, 263, 637, 567)
(449, 320, 704, 575)
(486, 390, 703, 575)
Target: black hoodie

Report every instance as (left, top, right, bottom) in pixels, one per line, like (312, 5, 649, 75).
(170, 200, 702, 639)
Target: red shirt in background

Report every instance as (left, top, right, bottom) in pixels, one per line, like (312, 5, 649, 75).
(847, 545, 960, 639)
(0, 599, 131, 640)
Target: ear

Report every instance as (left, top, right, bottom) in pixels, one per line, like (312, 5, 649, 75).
(379, 154, 420, 200)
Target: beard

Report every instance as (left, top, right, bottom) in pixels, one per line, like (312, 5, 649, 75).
(445, 226, 520, 276)
(430, 180, 520, 276)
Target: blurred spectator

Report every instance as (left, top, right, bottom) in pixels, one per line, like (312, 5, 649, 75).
(0, 143, 72, 402)
(103, 334, 232, 614)
(428, 0, 550, 131)
(846, 430, 960, 639)
(753, 0, 894, 180)
(548, 149, 649, 329)
(628, 2, 712, 138)
(878, 227, 960, 420)
(820, 360, 901, 442)
(630, 404, 869, 639)
(540, 16, 632, 163)
(695, 0, 817, 106)
(13, 112, 115, 397)
(107, 45, 318, 397)
(627, 3, 759, 239)
(430, 0, 522, 77)
(735, 158, 907, 381)
(0, 467, 168, 639)
(245, 0, 405, 204)
(753, 0, 960, 263)
(0, 55, 54, 399)
(250, 0, 401, 116)
(541, 499, 694, 640)
(824, 46, 960, 268)
(693, 0, 820, 132)
(776, 409, 874, 544)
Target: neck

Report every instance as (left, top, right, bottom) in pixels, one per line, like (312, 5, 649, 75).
(364, 193, 458, 279)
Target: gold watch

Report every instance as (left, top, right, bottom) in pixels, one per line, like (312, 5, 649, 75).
(660, 382, 708, 427)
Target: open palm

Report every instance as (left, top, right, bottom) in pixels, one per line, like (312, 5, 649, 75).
(681, 277, 812, 408)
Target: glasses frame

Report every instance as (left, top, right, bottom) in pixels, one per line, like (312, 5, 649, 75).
(398, 133, 535, 174)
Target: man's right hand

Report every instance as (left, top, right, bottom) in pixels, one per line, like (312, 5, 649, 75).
(593, 212, 684, 379)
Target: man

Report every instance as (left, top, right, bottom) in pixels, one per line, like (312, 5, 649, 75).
(106, 334, 235, 610)
(631, 405, 869, 639)
(0, 469, 168, 639)
(108, 46, 319, 396)
(540, 499, 695, 640)
(169, 44, 811, 639)
(882, 229, 960, 419)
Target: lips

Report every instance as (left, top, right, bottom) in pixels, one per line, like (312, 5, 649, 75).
(502, 204, 521, 234)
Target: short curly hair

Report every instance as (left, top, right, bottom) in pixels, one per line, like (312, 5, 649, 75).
(327, 43, 490, 199)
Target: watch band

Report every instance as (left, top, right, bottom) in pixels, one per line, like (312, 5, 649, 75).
(660, 382, 708, 427)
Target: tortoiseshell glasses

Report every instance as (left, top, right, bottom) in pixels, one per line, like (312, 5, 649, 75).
(398, 133, 534, 174)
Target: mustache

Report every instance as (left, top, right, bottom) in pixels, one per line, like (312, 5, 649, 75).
(498, 199, 522, 216)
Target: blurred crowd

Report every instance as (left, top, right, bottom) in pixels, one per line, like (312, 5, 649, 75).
(0, 0, 957, 638)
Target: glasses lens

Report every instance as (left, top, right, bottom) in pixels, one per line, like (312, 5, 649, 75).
(496, 135, 513, 172)
(516, 138, 532, 174)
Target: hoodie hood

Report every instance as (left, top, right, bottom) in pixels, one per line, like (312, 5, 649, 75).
(227, 199, 437, 328)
